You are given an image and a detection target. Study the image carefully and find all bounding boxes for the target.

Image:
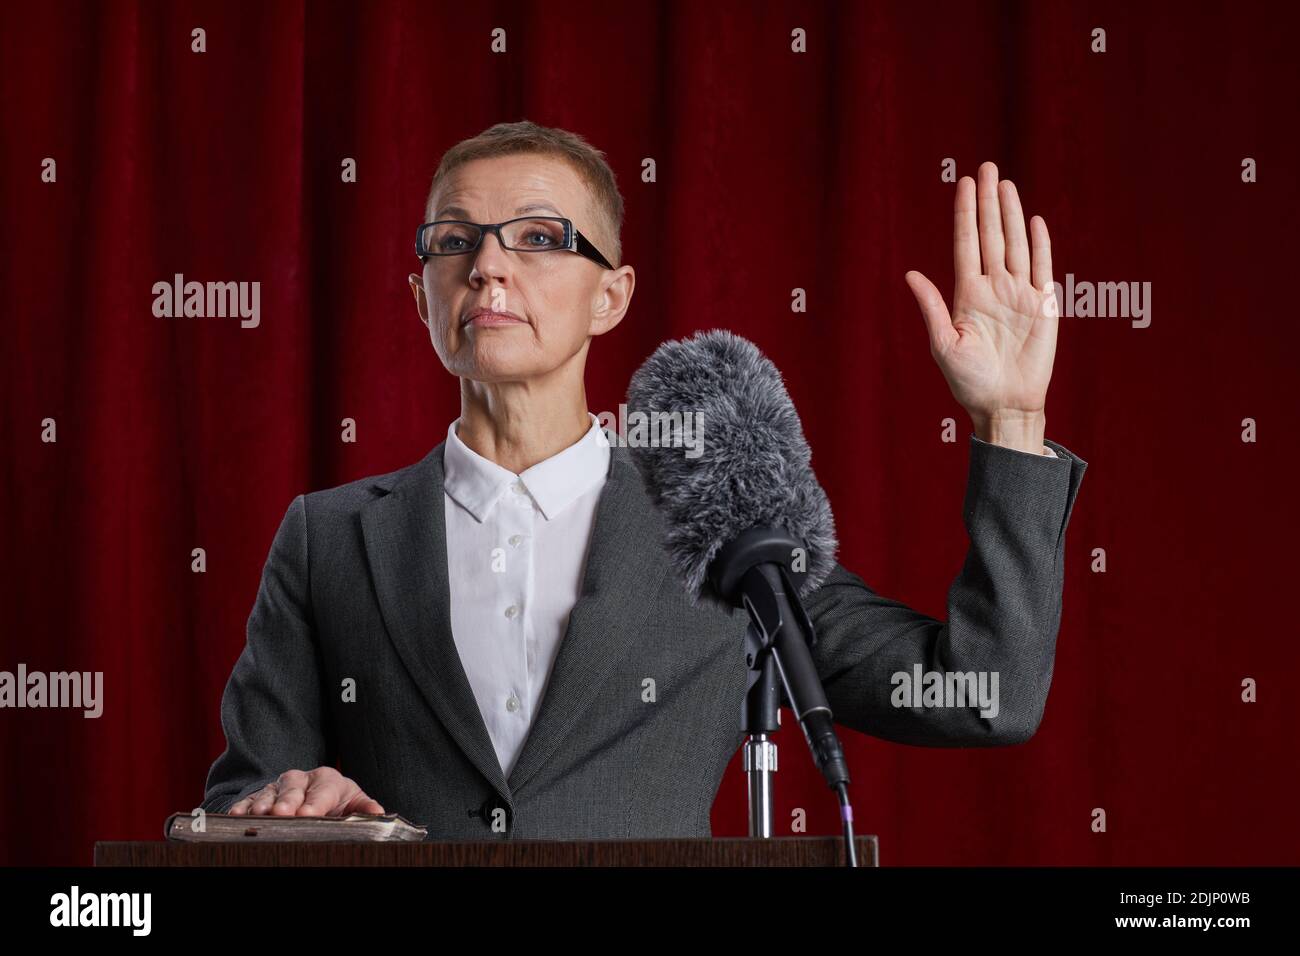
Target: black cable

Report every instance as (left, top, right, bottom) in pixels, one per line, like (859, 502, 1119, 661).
(836, 782, 858, 868)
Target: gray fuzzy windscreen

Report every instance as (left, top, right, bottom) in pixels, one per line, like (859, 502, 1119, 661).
(625, 329, 838, 609)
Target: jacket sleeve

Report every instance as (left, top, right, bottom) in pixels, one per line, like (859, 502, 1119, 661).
(201, 493, 334, 811)
(800, 435, 1088, 747)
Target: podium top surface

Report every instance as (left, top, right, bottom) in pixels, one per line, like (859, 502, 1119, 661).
(95, 836, 878, 867)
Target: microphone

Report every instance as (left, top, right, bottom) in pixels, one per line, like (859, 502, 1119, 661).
(626, 329, 851, 792)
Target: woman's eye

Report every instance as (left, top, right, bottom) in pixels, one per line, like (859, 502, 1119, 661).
(524, 231, 557, 247)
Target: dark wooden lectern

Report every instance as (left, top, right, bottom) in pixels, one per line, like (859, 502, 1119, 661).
(95, 836, 877, 867)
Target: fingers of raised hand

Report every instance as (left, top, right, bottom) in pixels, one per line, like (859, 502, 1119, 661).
(960, 162, 1055, 311)
(999, 179, 1030, 279)
(976, 162, 1005, 275)
(954, 176, 979, 277)
(1030, 214, 1053, 293)
(905, 270, 956, 356)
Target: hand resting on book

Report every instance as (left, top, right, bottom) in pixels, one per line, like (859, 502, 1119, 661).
(229, 767, 385, 817)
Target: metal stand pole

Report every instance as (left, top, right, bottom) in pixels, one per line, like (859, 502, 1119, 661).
(741, 623, 782, 837)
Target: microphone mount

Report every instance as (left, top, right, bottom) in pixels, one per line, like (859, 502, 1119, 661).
(709, 527, 858, 866)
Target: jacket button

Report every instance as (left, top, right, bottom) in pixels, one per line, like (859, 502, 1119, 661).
(477, 796, 512, 831)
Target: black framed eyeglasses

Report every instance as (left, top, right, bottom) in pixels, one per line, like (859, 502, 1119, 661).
(415, 216, 613, 270)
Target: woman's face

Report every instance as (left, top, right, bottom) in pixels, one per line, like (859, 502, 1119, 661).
(409, 154, 632, 384)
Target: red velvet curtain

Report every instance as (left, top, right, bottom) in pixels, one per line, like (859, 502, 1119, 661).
(2, 0, 1296, 866)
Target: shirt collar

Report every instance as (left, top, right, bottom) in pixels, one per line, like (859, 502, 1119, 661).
(443, 412, 611, 522)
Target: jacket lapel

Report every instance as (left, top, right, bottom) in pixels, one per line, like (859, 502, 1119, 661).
(360, 442, 511, 801)
(360, 439, 671, 803)
(506, 445, 669, 793)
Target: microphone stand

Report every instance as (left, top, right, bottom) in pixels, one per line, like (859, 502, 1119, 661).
(742, 624, 781, 837)
(714, 527, 860, 867)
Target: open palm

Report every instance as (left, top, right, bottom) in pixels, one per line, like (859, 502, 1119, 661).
(905, 162, 1057, 420)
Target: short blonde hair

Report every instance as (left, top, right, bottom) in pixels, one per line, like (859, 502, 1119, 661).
(425, 120, 625, 268)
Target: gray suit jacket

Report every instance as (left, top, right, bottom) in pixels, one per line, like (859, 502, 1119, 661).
(202, 434, 1086, 838)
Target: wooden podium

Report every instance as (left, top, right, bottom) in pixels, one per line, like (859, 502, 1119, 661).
(94, 836, 877, 867)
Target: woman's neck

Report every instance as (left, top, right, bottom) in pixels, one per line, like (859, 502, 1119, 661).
(456, 368, 592, 474)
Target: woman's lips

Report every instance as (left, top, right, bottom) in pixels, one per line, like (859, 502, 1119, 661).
(464, 312, 526, 328)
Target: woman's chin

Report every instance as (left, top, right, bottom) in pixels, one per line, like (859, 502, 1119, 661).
(459, 350, 550, 383)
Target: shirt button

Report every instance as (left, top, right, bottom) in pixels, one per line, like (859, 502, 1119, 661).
(506, 695, 520, 713)
(504, 604, 519, 619)
(512, 481, 527, 495)
(508, 534, 524, 548)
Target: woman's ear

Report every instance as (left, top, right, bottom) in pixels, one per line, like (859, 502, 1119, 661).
(408, 273, 429, 329)
(589, 264, 635, 337)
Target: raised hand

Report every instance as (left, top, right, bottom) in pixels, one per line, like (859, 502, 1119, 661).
(904, 161, 1058, 454)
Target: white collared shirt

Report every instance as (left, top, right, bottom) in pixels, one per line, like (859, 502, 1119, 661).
(441, 413, 611, 779)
